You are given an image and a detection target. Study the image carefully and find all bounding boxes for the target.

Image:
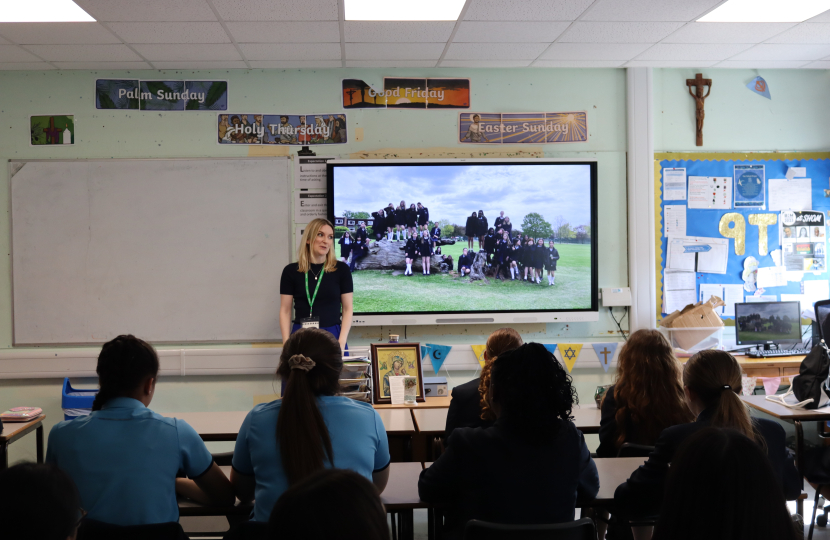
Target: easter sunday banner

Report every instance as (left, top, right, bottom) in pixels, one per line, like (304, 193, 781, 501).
(459, 112, 588, 144)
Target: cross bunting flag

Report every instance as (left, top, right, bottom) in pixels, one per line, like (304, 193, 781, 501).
(558, 343, 583, 372)
(591, 343, 619, 373)
(471, 345, 487, 368)
(746, 76, 771, 100)
(421, 343, 452, 373)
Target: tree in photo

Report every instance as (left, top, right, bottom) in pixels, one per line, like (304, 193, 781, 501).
(521, 213, 553, 240)
(575, 224, 591, 243)
(343, 210, 371, 219)
(553, 215, 573, 241)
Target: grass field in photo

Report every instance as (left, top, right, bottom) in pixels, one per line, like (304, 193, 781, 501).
(350, 242, 591, 313)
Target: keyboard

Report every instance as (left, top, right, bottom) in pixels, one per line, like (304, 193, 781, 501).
(746, 348, 810, 358)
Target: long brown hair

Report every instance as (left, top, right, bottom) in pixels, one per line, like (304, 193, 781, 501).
(297, 218, 338, 273)
(478, 327, 524, 421)
(276, 328, 343, 486)
(683, 349, 763, 445)
(609, 329, 693, 448)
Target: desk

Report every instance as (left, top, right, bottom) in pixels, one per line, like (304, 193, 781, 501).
(573, 406, 602, 435)
(178, 465, 252, 517)
(0, 415, 45, 469)
(373, 396, 452, 409)
(736, 355, 805, 385)
(590, 457, 646, 505)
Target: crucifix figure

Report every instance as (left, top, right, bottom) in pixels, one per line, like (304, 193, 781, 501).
(686, 73, 712, 147)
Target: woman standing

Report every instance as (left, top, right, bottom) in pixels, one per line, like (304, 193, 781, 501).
(522, 237, 536, 282)
(418, 230, 433, 276)
(477, 210, 488, 251)
(484, 228, 496, 266)
(465, 212, 478, 250)
(337, 231, 353, 265)
(406, 204, 418, 241)
(416, 203, 429, 233)
(371, 208, 386, 242)
(509, 238, 523, 280)
(545, 240, 560, 286)
(502, 217, 513, 239)
(384, 203, 396, 241)
(394, 201, 407, 242)
(404, 234, 419, 276)
(279, 218, 353, 350)
(533, 238, 546, 285)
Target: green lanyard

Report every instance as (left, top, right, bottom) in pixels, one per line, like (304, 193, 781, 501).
(304, 267, 325, 317)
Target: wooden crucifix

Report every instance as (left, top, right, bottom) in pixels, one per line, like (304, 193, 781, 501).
(686, 73, 712, 147)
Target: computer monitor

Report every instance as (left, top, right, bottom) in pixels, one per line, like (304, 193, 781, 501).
(814, 299, 830, 344)
(735, 301, 802, 349)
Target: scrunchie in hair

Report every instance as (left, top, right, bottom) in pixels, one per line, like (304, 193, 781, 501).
(288, 354, 315, 372)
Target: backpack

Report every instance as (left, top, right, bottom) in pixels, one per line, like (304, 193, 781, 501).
(791, 342, 830, 409)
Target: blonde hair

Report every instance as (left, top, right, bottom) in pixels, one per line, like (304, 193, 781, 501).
(478, 327, 524, 421)
(297, 218, 338, 273)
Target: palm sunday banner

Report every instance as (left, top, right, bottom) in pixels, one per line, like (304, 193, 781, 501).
(96, 79, 228, 111)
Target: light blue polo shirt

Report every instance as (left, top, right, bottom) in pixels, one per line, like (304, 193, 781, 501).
(46, 397, 213, 526)
(232, 395, 391, 522)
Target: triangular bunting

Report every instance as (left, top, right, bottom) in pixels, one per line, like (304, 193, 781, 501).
(746, 76, 771, 100)
(591, 343, 619, 373)
(542, 344, 558, 357)
(558, 343, 583, 372)
(471, 345, 487, 368)
(421, 343, 452, 373)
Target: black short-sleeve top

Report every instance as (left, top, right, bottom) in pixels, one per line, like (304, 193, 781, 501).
(279, 261, 353, 327)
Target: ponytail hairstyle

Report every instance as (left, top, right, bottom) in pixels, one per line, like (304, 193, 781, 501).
(92, 335, 159, 411)
(682, 350, 763, 446)
(477, 327, 523, 421)
(276, 328, 343, 486)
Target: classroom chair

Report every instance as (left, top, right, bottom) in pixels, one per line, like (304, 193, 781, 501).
(77, 520, 189, 540)
(616, 443, 655, 458)
(223, 521, 269, 540)
(462, 518, 595, 540)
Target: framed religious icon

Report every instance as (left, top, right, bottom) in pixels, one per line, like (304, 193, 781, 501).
(370, 342, 425, 404)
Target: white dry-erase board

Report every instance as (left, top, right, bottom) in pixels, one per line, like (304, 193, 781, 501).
(10, 158, 291, 345)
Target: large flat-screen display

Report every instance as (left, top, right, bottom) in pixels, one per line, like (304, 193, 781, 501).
(327, 159, 598, 326)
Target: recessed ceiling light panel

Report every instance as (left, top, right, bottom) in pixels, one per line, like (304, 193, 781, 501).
(698, 0, 830, 23)
(345, 0, 466, 21)
(0, 0, 95, 22)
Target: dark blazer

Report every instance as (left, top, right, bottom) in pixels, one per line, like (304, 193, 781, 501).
(614, 408, 801, 518)
(445, 379, 491, 441)
(457, 254, 474, 269)
(418, 207, 430, 226)
(465, 216, 478, 237)
(420, 418, 599, 540)
(431, 227, 441, 240)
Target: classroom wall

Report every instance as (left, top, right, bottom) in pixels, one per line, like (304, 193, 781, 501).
(0, 67, 626, 462)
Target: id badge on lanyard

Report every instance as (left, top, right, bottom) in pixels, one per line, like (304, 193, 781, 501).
(303, 268, 325, 330)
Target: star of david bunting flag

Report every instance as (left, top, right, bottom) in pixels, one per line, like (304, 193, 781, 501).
(591, 343, 619, 373)
(471, 345, 487, 368)
(421, 343, 452, 373)
(558, 344, 583, 372)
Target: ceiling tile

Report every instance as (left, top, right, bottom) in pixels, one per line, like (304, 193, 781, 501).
(714, 60, 811, 68)
(226, 22, 340, 43)
(445, 42, 549, 60)
(345, 43, 445, 60)
(344, 22, 454, 43)
(152, 61, 250, 69)
(559, 22, 684, 43)
(802, 60, 830, 68)
(439, 60, 532, 67)
(637, 43, 753, 61)
(540, 43, 650, 60)
(239, 43, 341, 60)
(582, 0, 722, 21)
(74, 0, 217, 22)
(806, 9, 830, 22)
(53, 61, 153, 69)
(0, 23, 120, 45)
(23, 44, 140, 62)
(464, 0, 595, 21)
(0, 36, 9, 44)
(729, 43, 830, 61)
(107, 22, 230, 44)
(533, 60, 625, 67)
(132, 43, 242, 61)
(345, 60, 437, 67)
(248, 60, 342, 68)
(766, 23, 830, 44)
(454, 22, 570, 42)
(0, 62, 55, 70)
(211, 0, 339, 21)
(0, 46, 47, 62)
(663, 22, 796, 43)
(624, 60, 717, 67)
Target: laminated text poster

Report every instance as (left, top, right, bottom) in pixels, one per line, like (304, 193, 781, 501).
(780, 210, 826, 272)
(734, 164, 765, 208)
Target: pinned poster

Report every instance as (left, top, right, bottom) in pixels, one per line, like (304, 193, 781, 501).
(471, 345, 487, 368)
(559, 344, 583, 372)
(542, 344, 558, 357)
(746, 76, 771, 100)
(421, 343, 452, 373)
(30, 115, 74, 145)
(591, 343, 618, 372)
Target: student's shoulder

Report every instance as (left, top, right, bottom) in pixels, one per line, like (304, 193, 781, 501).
(753, 417, 786, 441)
(333, 261, 350, 272)
(321, 395, 380, 421)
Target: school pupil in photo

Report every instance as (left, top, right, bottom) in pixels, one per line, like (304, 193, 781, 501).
(331, 163, 593, 314)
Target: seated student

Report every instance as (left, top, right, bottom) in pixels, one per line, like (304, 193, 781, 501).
(268, 468, 389, 540)
(596, 329, 693, 458)
(46, 335, 234, 526)
(231, 328, 390, 522)
(615, 350, 800, 523)
(651, 427, 799, 540)
(457, 248, 474, 277)
(444, 327, 523, 440)
(421, 343, 599, 540)
(0, 462, 82, 540)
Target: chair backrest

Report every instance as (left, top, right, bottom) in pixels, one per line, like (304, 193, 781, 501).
(223, 521, 269, 540)
(463, 518, 596, 540)
(616, 443, 655, 458)
(78, 520, 188, 540)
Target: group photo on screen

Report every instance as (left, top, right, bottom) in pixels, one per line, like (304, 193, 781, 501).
(330, 163, 594, 314)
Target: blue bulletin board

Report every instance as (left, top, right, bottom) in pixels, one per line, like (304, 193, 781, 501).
(655, 152, 830, 321)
